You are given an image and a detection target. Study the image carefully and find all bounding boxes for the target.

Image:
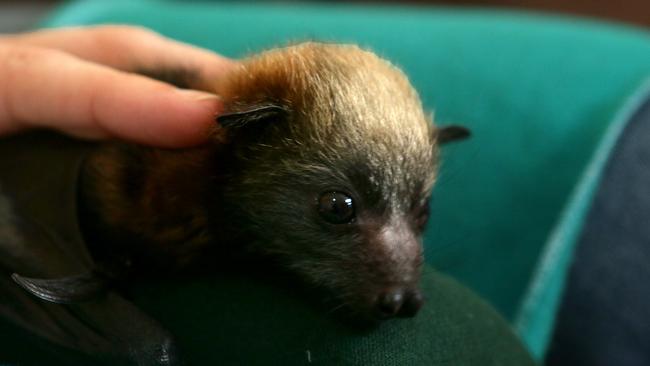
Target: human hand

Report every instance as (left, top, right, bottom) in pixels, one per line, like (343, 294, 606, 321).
(0, 25, 236, 147)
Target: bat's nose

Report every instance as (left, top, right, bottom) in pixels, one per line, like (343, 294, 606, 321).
(375, 287, 424, 319)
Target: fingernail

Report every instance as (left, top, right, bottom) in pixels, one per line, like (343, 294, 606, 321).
(177, 89, 222, 101)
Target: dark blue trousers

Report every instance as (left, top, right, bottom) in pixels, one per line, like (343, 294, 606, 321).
(547, 94, 650, 365)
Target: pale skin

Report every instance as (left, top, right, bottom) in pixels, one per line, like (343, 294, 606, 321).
(0, 25, 236, 147)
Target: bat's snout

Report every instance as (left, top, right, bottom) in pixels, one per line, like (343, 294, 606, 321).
(374, 286, 424, 319)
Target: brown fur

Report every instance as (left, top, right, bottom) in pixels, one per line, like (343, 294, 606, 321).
(80, 42, 449, 319)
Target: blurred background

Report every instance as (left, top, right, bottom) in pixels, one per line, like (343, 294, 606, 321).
(2, 0, 650, 33)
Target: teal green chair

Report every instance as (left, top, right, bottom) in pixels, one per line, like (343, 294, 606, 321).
(4, 0, 650, 364)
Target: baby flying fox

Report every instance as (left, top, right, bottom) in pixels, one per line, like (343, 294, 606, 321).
(79, 42, 469, 322)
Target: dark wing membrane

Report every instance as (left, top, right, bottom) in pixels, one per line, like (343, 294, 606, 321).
(0, 186, 179, 365)
(11, 272, 108, 304)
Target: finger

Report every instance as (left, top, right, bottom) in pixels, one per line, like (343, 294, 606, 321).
(0, 45, 223, 147)
(0, 25, 235, 90)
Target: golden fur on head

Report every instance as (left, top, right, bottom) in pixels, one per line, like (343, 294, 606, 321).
(214, 43, 437, 213)
(200, 43, 441, 312)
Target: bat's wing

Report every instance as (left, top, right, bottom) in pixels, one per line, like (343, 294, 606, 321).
(11, 271, 108, 304)
(0, 132, 180, 365)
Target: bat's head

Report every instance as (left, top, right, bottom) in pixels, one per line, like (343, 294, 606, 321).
(214, 43, 468, 323)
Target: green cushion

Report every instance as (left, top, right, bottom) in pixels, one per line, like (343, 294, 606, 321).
(132, 269, 533, 365)
(39, 0, 650, 361)
(0, 266, 534, 365)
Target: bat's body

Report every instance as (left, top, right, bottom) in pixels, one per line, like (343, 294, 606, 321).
(82, 42, 468, 320)
(1, 42, 468, 364)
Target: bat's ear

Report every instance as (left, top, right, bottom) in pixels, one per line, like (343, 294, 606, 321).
(435, 125, 471, 144)
(216, 104, 288, 129)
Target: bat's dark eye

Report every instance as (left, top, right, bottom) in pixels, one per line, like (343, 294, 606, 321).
(317, 191, 355, 224)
